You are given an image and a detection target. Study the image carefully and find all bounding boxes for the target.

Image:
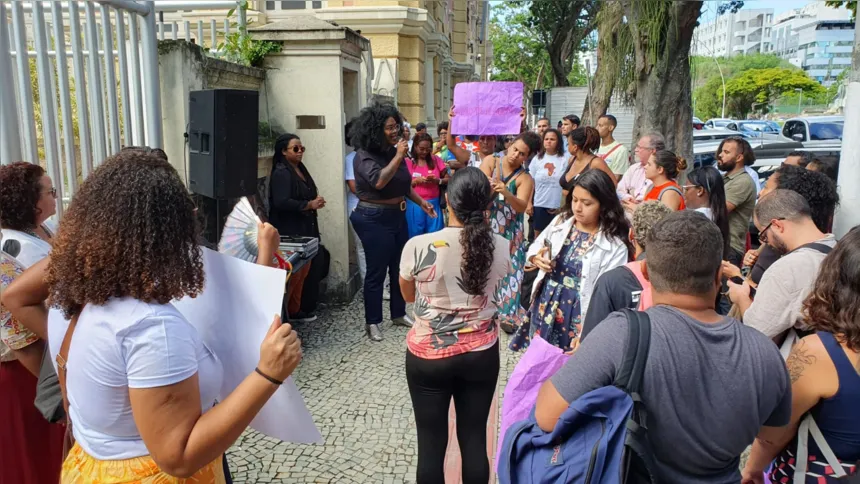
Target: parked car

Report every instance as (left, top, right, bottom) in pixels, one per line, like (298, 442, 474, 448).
(704, 118, 734, 129)
(725, 120, 781, 138)
(693, 117, 705, 130)
(693, 128, 749, 144)
(780, 116, 844, 149)
(692, 138, 807, 171)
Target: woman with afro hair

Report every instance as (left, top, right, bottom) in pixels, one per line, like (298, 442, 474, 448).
(348, 103, 438, 342)
(0, 161, 58, 265)
(3, 149, 300, 482)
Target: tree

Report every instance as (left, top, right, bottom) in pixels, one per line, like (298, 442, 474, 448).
(617, 0, 704, 160)
(528, 0, 601, 87)
(582, 1, 629, 124)
(724, 68, 825, 118)
(693, 76, 726, 120)
(489, 3, 553, 98)
(691, 53, 796, 90)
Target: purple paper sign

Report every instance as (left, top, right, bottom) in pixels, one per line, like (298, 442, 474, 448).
(450, 81, 523, 136)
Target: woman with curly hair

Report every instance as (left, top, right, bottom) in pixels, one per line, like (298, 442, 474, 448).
(405, 132, 448, 238)
(510, 169, 630, 352)
(0, 161, 58, 265)
(348, 103, 437, 342)
(4, 150, 301, 482)
(559, 127, 617, 195)
(477, 131, 540, 334)
(399, 167, 510, 484)
(742, 226, 860, 483)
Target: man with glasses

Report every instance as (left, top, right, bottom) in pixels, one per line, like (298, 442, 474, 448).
(727, 189, 835, 342)
(617, 133, 663, 212)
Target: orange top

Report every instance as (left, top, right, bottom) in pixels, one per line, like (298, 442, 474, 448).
(644, 181, 686, 210)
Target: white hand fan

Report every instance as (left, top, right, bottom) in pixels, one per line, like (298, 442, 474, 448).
(217, 197, 262, 263)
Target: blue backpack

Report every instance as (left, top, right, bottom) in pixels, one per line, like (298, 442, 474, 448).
(499, 309, 659, 484)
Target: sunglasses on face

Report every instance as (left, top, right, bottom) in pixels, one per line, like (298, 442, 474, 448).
(43, 187, 57, 198)
(291, 146, 306, 153)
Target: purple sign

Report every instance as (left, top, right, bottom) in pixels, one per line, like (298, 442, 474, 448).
(450, 81, 523, 136)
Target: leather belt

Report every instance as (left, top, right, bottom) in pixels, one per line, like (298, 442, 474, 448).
(358, 200, 406, 212)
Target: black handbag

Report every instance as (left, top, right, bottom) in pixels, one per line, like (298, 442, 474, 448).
(34, 346, 65, 423)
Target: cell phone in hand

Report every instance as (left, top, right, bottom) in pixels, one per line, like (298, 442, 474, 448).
(730, 276, 745, 286)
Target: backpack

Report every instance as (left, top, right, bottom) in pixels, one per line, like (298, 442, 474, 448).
(499, 309, 659, 484)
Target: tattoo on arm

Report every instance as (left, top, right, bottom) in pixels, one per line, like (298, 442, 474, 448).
(786, 340, 817, 384)
(375, 155, 403, 190)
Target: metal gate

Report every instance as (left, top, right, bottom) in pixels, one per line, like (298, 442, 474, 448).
(0, 0, 163, 214)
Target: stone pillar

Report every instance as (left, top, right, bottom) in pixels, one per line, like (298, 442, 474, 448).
(424, 50, 436, 131)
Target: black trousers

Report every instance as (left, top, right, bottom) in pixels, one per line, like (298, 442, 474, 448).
(405, 342, 500, 484)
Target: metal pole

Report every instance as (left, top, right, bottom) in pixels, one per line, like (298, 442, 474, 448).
(69, 1, 93, 178)
(101, 4, 121, 155)
(51, 1, 79, 195)
(84, 1, 107, 164)
(139, 1, 163, 148)
(32, 1, 64, 216)
(715, 58, 727, 119)
(197, 20, 204, 48)
(10, 1, 39, 163)
(116, 10, 133, 147)
(128, 14, 145, 146)
(0, 1, 23, 164)
(238, 0, 246, 34)
(833, 28, 860, 237)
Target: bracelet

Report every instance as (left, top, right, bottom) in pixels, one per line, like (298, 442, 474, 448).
(255, 367, 283, 386)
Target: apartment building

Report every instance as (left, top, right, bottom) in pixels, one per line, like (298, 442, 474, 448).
(769, 3, 855, 86)
(692, 8, 774, 57)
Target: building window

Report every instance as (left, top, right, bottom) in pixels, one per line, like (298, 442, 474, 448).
(312, 0, 321, 7)
(266, 0, 275, 9)
(282, 1, 305, 9)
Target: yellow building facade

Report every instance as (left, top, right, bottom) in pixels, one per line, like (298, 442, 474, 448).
(306, 0, 492, 131)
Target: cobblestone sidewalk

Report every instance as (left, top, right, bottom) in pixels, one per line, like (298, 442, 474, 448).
(227, 297, 522, 484)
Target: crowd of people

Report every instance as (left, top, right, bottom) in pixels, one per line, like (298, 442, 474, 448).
(1, 99, 858, 484)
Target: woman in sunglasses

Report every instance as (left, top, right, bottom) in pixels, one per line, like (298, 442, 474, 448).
(269, 133, 324, 324)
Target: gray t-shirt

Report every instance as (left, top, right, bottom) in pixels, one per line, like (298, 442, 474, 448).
(550, 305, 792, 483)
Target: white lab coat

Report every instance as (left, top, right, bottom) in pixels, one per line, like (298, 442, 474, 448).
(526, 214, 629, 318)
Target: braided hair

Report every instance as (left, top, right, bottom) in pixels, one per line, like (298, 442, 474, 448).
(447, 167, 494, 296)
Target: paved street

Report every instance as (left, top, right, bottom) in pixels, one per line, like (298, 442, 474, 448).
(227, 297, 522, 484)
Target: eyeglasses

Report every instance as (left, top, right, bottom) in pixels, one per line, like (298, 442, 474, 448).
(634, 144, 653, 151)
(291, 146, 306, 153)
(758, 217, 786, 244)
(384, 124, 403, 134)
(43, 187, 57, 198)
(681, 184, 698, 191)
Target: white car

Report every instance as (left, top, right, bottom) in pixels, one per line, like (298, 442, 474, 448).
(704, 118, 734, 129)
(780, 116, 843, 150)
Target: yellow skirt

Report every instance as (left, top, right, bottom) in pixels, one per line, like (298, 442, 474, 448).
(61, 443, 227, 484)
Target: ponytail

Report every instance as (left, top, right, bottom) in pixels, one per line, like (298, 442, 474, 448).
(653, 150, 685, 180)
(447, 168, 495, 296)
(569, 127, 600, 154)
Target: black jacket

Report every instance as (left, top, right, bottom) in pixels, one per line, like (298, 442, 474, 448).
(268, 162, 320, 238)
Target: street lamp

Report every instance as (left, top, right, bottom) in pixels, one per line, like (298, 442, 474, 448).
(795, 88, 803, 115)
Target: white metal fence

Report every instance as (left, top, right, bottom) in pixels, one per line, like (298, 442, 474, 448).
(155, 1, 246, 52)
(0, 0, 163, 212)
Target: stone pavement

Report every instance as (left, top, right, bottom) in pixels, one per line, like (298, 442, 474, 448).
(227, 297, 523, 484)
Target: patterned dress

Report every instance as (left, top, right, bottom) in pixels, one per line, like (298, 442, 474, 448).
(510, 230, 594, 352)
(490, 161, 527, 332)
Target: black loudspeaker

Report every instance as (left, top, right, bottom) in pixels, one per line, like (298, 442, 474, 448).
(188, 89, 259, 199)
(532, 89, 547, 108)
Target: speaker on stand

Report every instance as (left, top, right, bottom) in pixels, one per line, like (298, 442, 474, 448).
(187, 89, 260, 246)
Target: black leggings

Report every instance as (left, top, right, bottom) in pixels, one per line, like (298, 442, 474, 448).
(405, 342, 500, 484)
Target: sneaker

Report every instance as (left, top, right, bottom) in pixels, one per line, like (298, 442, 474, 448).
(366, 324, 383, 342)
(392, 315, 414, 328)
(290, 311, 318, 323)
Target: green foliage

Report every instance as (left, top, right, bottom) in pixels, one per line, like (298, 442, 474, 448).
(217, 33, 281, 67)
(525, 0, 600, 86)
(825, 0, 857, 19)
(490, 2, 590, 91)
(691, 54, 797, 90)
(723, 68, 825, 118)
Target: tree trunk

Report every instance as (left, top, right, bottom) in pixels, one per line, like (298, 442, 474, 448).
(621, 1, 703, 162)
(549, 43, 572, 87)
(583, 1, 625, 125)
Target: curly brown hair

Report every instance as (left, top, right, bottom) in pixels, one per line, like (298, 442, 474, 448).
(46, 150, 204, 317)
(0, 162, 46, 231)
(802, 226, 860, 352)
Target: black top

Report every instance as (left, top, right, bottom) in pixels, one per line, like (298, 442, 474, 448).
(353, 147, 412, 201)
(581, 260, 643, 341)
(749, 244, 781, 286)
(268, 162, 320, 238)
(559, 157, 595, 191)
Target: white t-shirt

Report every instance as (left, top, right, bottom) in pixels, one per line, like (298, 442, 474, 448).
(0, 227, 53, 268)
(598, 140, 631, 176)
(48, 298, 224, 460)
(344, 151, 359, 213)
(531, 153, 568, 209)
